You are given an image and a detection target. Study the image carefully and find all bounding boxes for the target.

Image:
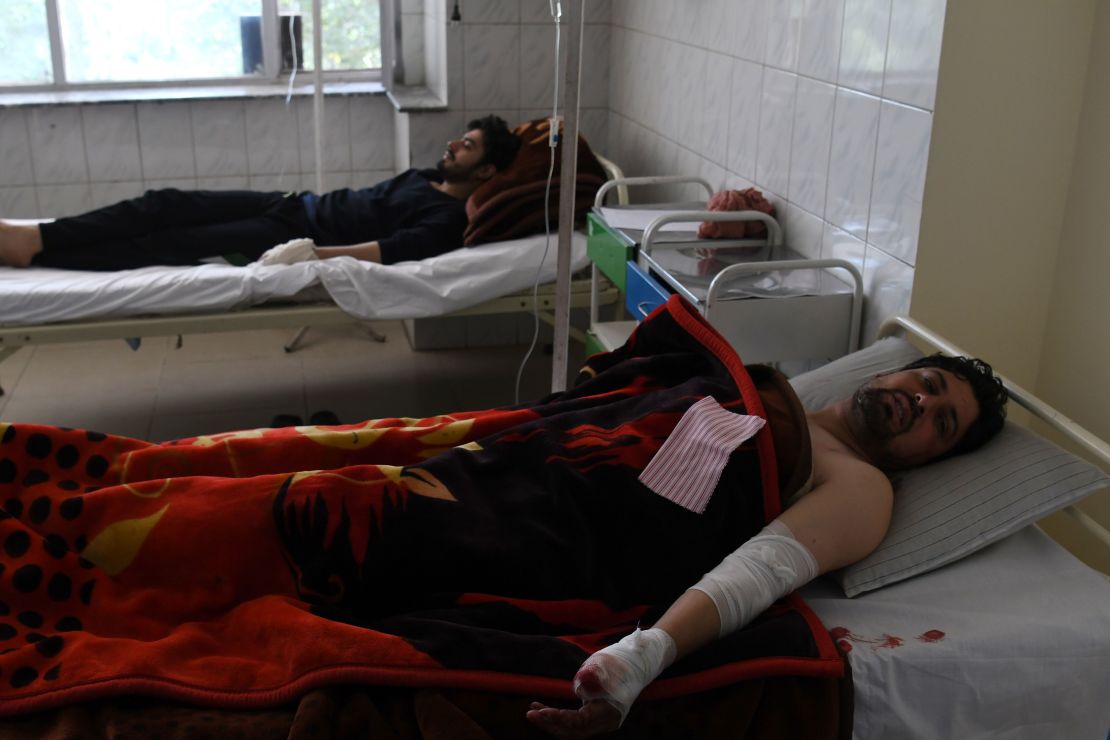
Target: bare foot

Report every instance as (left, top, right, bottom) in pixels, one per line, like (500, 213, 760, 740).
(0, 221, 43, 267)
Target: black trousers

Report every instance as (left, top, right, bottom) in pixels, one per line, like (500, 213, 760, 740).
(34, 189, 313, 271)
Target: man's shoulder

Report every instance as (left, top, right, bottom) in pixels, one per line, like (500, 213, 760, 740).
(812, 442, 893, 499)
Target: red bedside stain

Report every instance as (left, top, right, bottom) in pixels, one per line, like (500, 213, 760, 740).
(831, 627, 945, 652)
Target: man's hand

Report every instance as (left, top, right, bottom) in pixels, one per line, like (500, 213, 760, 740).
(526, 699, 621, 738)
(527, 627, 676, 737)
(526, 657, 629, 737)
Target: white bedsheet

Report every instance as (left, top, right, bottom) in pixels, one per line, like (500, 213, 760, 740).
(803, 525, 1110, 740)
(0, 233, 586, 325)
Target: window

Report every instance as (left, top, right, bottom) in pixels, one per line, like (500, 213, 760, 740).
(0, 0, 380, 92)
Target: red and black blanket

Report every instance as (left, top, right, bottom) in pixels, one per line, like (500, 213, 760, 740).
(0, 296, 843, 732)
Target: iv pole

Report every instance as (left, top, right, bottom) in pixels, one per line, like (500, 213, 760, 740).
(550, 0, 583, 393)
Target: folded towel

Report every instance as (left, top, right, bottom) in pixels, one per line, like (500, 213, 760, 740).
(696, 188, 775, 239)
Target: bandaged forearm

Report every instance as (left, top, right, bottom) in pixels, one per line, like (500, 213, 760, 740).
(690, 519, 818, 637)
(573, 627, 676, 725)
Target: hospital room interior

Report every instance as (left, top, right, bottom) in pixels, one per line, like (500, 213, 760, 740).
(0, 0, 1108, 737)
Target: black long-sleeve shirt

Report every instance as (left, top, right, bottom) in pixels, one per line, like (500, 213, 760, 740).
(301, 169, 467, 265)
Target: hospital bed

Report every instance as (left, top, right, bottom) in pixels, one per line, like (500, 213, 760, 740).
(0, 303, 1105, 738)
(795, 316, 1110, 739)
(0, 154, 627, 397)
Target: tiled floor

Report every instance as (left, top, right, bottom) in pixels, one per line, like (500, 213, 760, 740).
(0, 322, 583, 442)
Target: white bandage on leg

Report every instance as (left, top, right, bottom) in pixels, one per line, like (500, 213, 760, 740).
(255, 238, 318, 266)
(690, 519, 819, 637)
(573, 627, 676, 725)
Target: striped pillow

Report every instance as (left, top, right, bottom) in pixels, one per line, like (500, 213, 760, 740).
(790, 338, 1109, 597)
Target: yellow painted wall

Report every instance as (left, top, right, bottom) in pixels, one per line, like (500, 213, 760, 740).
(913, 0, 1109, 570)
(1034, 0, 1110, 573)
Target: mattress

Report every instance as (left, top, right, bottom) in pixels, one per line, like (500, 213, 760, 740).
(803, 525, 1110, 739)
(0, 232, 587, 326)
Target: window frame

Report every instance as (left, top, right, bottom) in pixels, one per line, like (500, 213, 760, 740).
(0, 0, 383, 97)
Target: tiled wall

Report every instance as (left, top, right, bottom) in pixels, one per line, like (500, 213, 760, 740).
(404, 0, 611, 170)
(606, 0, 947, 342)
(0, 94, 397, 218)
(1, 0, 948, 347)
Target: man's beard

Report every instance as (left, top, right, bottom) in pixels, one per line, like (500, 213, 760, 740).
(436, 157, 483, 184)
(849, 385, 916, 467)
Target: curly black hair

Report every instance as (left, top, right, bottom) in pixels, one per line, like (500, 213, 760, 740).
(468, 115, 521, 172)
(898, 353, 1009, 457)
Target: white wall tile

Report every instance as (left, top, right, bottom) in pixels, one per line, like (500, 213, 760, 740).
(784, 203, 824, 258)
(838, 0, 890, 95)
(191, 101, 249, 178)
(765, 0, 804, 72)
(143, 178, 199, 191)
(821, 222, 866, 276)
(581, 24, 611, 109)
(407, 111, 467, 171)
(825, 88, 879, 239)
(297, 96, 352, 176)
(463, 0, 519, 24)
(868, 101, 931, 264)
(244, 99, 301, 176)
(700, 0, 740, 55)
(519, 23, 559, 110)
(521, 0, 555, 24)
(585, 0, 610, 25)
(35, 184, 92, 217)
(673, 45, 707, 149)
(861, 246, 913, 344)
(349, 96, 395, 171)
(578, 108, 609, 156)
(82, 104, 142, 182)
(755, 69, 797, 198)
(0, 187, 38, 217)
(464, 24, 521, 110)
(797, 0, 845, 83)
(699, 51, 733, 167)
(731, 0, 769, 63)
(788, 77, 836, 217)
(883, 0, 945, 110)
(89, 181, 144, 210)
(27, 106, 89, 185)
(0, 108, 35, 186)
(137, 102, 196, 180)
(195, 176, 251, 190)
(727, 59, 764, 182)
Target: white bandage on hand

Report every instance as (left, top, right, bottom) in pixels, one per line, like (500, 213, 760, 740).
(573, 627, 676, 726)
(255, 238, 318, 266)
(690, 519, 819, 637)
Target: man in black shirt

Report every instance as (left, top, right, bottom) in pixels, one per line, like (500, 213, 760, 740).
(0, 115, 519, 271)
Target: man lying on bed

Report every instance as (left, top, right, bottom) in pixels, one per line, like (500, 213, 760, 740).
(0, 115, 520, 272)
(528, 353, 1008, 738)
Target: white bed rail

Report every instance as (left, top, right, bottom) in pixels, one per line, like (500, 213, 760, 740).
(878, 315, 1110, 549)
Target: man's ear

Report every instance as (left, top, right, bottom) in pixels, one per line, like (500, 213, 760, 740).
(476, 162, 497, 181)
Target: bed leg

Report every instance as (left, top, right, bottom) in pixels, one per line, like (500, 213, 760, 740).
(284, 327, 311, 353)
(362, 324, 387, 343)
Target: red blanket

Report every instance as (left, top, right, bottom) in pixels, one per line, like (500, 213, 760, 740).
(0, 296, 841, 717)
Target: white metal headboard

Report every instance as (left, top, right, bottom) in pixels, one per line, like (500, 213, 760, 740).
(878, 315, 1110, 549)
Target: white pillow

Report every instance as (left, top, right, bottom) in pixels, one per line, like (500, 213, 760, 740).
(789, 337, 1110, 597)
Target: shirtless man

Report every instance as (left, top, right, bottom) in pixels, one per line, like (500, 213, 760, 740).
(0, 115, 519, 271)
(528, 352, 1008, 738)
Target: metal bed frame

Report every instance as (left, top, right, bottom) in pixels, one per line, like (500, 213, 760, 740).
(0, 156, 631, 397)
(0, 277, 617, 397)
(879, 315, 1110, 551)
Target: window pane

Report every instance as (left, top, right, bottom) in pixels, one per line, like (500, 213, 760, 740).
(0, 0, 52, 85)
(58, 0, 262, 83)
(279, 0, 381, 72)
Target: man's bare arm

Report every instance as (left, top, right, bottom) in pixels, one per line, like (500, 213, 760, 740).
(313, 242, 382, 263)
(528, 460, 893, 738)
